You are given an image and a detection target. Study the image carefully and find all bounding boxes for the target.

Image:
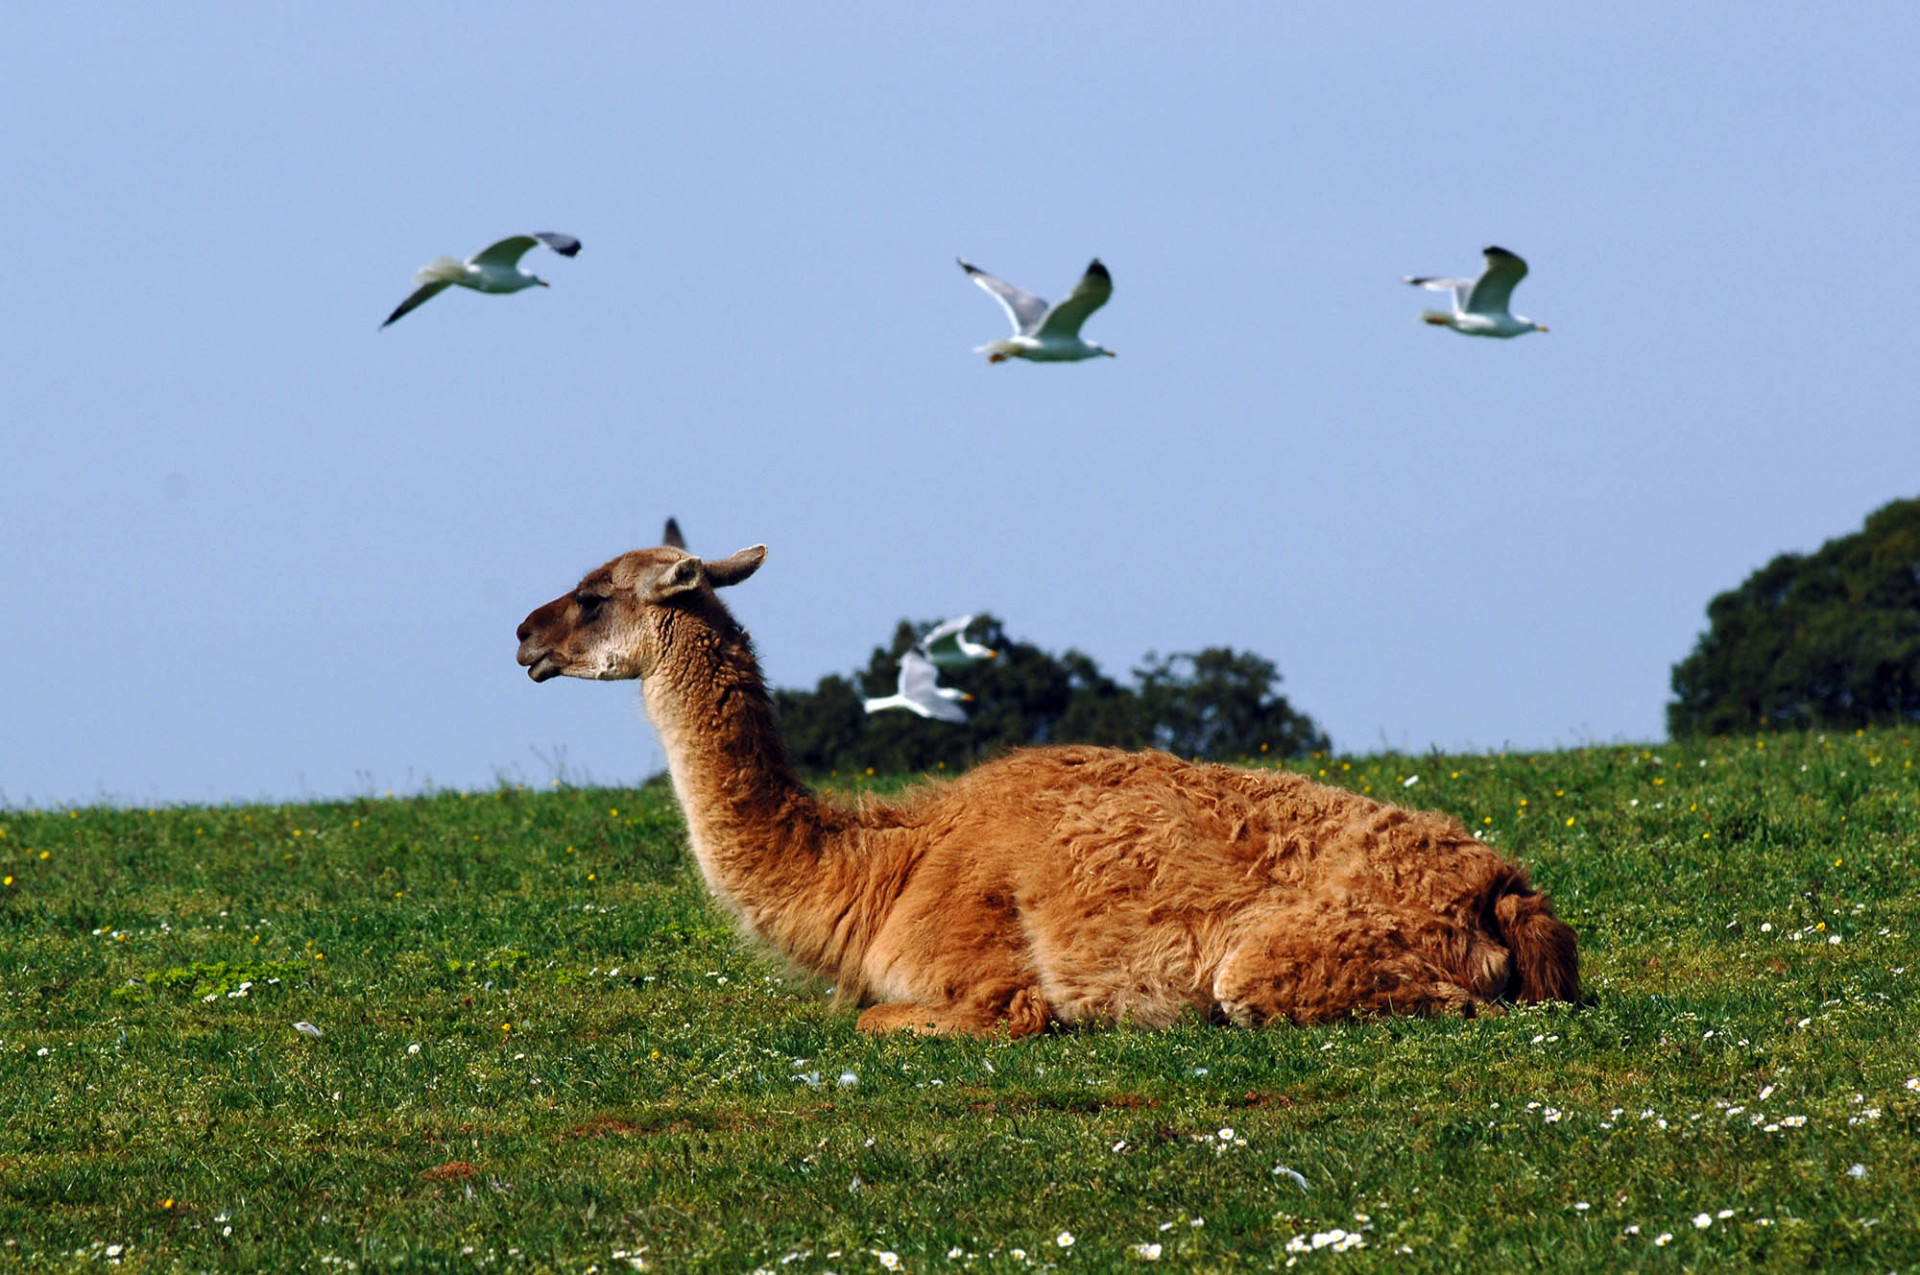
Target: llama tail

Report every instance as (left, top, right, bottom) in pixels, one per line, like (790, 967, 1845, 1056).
(1494, 887, 1580, 1005)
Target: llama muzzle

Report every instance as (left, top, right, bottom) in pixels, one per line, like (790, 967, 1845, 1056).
(517, 643, 562, 682)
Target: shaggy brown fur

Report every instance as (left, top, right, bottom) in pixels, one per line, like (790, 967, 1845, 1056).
(516, 540, 1580, 1036)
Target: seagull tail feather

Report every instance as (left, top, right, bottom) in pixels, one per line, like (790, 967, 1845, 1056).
(415, 256, 468, 285)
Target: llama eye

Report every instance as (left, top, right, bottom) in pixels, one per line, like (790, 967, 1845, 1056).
(576, 593, 607, 616)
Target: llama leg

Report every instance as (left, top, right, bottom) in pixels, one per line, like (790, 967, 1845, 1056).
(855, 877, 1053, 1037)
(856, 981, 1051, 1038)
(1212, 907, 1488, 1027)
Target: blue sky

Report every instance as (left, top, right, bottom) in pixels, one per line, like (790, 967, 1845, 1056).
(5, 6, 1917, 806)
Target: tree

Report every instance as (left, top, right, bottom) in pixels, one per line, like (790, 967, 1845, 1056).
(769, 674, 866, 773)
(773, 614, 1327, 774)
(1052, 650, 1153, 751)
(1135, 648, 1330, 760)
(1669, 496, 1920, 736)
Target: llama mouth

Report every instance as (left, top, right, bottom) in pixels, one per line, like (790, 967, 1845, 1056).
(523, 652, 563, 682)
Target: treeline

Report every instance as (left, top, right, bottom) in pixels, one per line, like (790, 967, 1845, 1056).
(1670, 495, 1920, 736)
(772, 615, 1328, 775)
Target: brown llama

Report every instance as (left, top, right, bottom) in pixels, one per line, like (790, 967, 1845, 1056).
(515, 539, 1579, 1036)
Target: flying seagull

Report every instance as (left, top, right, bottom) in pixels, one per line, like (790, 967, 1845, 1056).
(864, 650, 971, 723)
(921, 615, 998, 669)
(958, 257, 1116, 362)
(381, 233, 582, 328)
(1405, 246, 1547, 338)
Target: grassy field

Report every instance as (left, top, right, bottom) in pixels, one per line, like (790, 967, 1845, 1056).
(2, 730, 1917, 1272)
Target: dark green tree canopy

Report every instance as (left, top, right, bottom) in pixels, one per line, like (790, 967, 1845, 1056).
(1669, 496, 1920, 737)
(772, 614, 1328, 775)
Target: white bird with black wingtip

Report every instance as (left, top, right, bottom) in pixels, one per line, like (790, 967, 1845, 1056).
(382, 232, 582, 328)
(1405, 246, 1547, 338)
(958, 257, 1116, 362)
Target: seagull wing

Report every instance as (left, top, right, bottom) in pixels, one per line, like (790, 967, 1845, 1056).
(1034, 259, 1113, 340)
(381, 280, 452, 328)
(926, 697, 970, 723)
(1463, 247, 1528, 317)
(958, 258, 1050, 335)
(921, 615, 974, 649)
(1404, 275, 1476, 313)
(923, 615, 990, 669)
(469, 235, 543, 269)
(898, 650, 942, 698)
(532, 232, 582, 257)
(902, 651, 971, 722)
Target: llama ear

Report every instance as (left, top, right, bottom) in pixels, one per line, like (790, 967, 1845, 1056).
(705, 544, 767, 589)
(647, 555, 703, 601)
(661, 517, 686, 550)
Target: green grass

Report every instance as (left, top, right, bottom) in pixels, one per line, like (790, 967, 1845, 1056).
(3, 731, 1919, 1271)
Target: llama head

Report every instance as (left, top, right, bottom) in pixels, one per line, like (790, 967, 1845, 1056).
(516, 540, 767, 683)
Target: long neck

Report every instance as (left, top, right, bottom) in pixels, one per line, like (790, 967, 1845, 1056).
(641, 604, 888, 987)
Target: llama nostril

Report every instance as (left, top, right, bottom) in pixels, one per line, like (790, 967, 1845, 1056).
(516, 624, 531, 642)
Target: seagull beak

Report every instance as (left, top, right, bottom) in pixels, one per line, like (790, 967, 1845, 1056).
(537, 279, 550, 288)
(1536, 324, 1549, 333)
(962, 693, 975, 702)
(1103, 349, 1118, 358)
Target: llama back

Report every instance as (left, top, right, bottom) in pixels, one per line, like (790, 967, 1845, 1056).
(945, 745, 1581, 1012)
